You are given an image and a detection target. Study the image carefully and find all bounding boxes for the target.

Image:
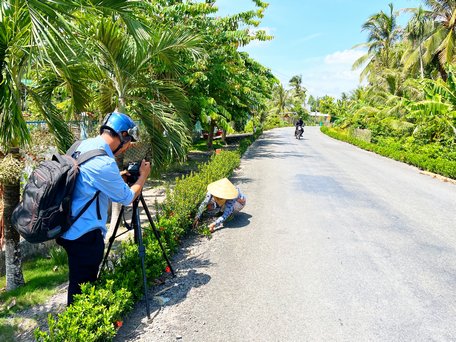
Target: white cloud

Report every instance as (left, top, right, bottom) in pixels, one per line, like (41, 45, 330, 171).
(296, 48, 367, 98)
(324, 48, 365, 65)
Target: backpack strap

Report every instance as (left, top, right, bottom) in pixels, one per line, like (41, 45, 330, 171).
(76, 149, 108, 165)
(66, 140, 108, 165)
(66, 141, 83, 157)
(70, 146, 108, 224)
(71, 190, 102, 224)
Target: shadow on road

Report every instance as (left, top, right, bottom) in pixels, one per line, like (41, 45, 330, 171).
(222, 212, 252, 229)
(243, 132, 311, 160)
(231, 175, 254, 185)
(114, 233, 213, 341)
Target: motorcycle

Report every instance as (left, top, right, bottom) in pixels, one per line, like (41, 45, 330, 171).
(295, 125, 304, 139)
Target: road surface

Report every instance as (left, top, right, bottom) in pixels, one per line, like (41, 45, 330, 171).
(117, 126, 456, 342)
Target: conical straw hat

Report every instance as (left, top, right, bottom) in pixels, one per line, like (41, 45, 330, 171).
(207, 178, 238, 200)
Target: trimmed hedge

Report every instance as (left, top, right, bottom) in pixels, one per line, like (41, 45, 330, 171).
(321, 126, 456, 180)
(35, 139, 252, 341)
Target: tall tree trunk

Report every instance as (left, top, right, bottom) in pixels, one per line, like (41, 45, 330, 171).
(110, 104, 126, 231)
(419, 42, 424, 79)
(0, 185, 4, 249)
(3, 158, 25, 290)
(221, 129, 227, 145)
(207, 121, 215, 150)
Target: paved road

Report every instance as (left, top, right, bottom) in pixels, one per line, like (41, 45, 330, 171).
(121, 127, 456, 342)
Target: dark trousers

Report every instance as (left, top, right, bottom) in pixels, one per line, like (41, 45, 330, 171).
(57, 229, 104, 305)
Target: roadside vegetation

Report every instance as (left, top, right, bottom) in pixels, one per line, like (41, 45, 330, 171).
(314, 2, 455, 180)
(1, 133, 258, 340)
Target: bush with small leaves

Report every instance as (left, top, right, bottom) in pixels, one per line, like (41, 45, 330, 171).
(321, 127, 456, 179)
(34, 281, 132, 342)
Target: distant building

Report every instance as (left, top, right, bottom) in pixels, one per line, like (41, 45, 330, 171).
(309, 111, 330, 124)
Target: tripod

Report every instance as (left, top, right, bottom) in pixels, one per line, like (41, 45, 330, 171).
(99, 192, 175, 319)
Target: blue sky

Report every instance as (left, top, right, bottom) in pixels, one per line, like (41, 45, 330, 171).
(216, 0, 422, 99)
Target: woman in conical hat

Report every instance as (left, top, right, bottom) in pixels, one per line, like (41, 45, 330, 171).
(193, 178, 246, 233)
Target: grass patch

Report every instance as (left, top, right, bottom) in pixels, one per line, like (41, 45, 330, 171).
(0, 317, 17, 341)
(0, 250, 68, 318)
(190, 138, 226, 152)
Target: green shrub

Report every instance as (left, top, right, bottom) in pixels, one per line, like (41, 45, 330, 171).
(239, 137, 254, 156)
(263, 114, 291, 130)
(321, 127, 456, 179)
(49, 247, 68, 267)
(35, 281, 132, 342)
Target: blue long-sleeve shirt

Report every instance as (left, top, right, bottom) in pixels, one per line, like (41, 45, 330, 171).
(61, 136, 135, 240)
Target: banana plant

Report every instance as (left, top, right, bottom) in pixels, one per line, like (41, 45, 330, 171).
(405, 72, 456, 145)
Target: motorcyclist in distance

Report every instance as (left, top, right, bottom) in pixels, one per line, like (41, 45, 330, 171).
(295, 118, 304, 139)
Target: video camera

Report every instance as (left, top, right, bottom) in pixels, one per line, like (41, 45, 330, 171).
(125, 161, 141, 185)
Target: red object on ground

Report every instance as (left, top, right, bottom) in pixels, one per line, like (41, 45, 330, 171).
(202, 129, 223, 139)
(165, 266, 171, 273)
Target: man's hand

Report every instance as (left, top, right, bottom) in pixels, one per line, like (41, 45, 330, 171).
(139, 159, 151, 178)
(120, 170, 130, 182)
(208, 222, 216, 233)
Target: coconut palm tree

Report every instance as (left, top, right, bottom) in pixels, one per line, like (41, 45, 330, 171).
(270, 83, 293, 115)
(352, 3, 402, 80)
(402, 6, 433, 78)
(418, 0, 456, 80)
(289, 75, 306, 99)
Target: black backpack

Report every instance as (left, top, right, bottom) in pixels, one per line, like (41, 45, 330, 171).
(11, 142, 107, 243)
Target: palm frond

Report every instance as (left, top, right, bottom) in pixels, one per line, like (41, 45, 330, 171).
(27, 88, 75, 152)
(0, 77, 30, 148)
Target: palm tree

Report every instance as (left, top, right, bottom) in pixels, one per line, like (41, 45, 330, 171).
(289, 75, 306, 98)
(0, 0, 79, 291)
(419, 0, 456, 80)
(402, 6, 432, 78)
(0, 0, 150, 290)
(82, 16, 203, 228)
(353, 3, 402, 80)
(270, 83, 293, 115)
(87, 18, 203, 161)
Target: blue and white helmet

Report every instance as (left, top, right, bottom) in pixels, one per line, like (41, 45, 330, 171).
(100, 112, 139, 142)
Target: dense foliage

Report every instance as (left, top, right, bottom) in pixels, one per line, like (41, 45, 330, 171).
(313, 1, 455, 179)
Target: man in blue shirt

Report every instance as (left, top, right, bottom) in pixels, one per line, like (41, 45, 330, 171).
(57, 112, 151, 305)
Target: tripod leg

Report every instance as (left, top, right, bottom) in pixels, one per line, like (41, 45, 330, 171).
(132, 199, 151, 319)
(139, 195, 175, 277)
(98, 206, 124, 278)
